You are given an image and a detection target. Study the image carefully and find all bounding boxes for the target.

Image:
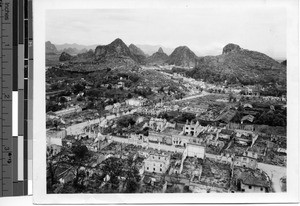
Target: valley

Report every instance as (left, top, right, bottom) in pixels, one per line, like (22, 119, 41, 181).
(46, 38, 287, 194)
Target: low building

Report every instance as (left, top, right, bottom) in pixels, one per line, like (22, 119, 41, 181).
(218, 129, 234, 140)
(125, 97, 146, 107)
(149, 118, 167, 131)
(227, 122, 255, 132)
(235, 132, 253, 146)
(172, 134, 190, 147)
(233, 151, 258, 169)
(54, 105, 82, 116)
(184, 143, 206, 159)
(144, 152, 171, 174)
(128, 132, 146, 145)
(215, 109, 237, 124)
(183, 120, 201, 136)
(231, 168, 271, 193)
(47, 144, 62, 156)
(46, 129, 66, 146)
(148, 117, 176, 131)
(241, 115, 255, 124)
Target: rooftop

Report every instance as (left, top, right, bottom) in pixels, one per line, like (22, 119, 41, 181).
(233, 167, 270, 188)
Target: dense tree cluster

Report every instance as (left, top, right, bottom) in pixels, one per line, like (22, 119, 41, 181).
(117, 116, 136, 128)
(254, 110, 286, 127)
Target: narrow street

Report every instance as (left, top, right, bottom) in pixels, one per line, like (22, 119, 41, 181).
(174, 91, 209, 102)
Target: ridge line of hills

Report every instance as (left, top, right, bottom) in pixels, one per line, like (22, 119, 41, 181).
(46, 38, 286, 86)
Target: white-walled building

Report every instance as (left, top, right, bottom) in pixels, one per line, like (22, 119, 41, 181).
(144, 152, 171, 174)
(125, 97, 146, 107)
(46, 129, 66, 146)
(233, 151, 258, 169)
(184, 143, 206, 159)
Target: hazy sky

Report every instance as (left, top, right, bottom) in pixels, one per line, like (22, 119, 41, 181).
(46, 8, 286, 59)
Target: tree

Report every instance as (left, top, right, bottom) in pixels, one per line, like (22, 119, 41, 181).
(102, 157, 123, 191)
(49, 142, 93, 193)
(117, 116, 136, 128)
(77, 96, 84, 101)
(176, 113, 196, 123)
(122, 157, 141, 193)
(59, 96, 68, 103)
(47, 148, 68, 193)
(53, 119, 60, 130)
(67, 143, 92, 189)
(125, 180, 139, 193)
(73, 83, 85, 94)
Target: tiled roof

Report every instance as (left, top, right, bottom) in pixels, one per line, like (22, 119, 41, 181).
(216, 109, 237, 123)
(220, 129, 234, 135)
(235, 168, 270, 188)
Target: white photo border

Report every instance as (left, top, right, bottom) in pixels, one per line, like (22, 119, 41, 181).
(33, 0, 299, 204)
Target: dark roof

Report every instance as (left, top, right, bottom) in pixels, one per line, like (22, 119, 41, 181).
(136, 130, 149, 136)
(220, 129, 234, 135)
(216, 109, 237, 123)
(236, 168, 270, 188)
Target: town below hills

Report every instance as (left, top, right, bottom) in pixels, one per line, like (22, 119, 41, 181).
(46, 37, 287, 194)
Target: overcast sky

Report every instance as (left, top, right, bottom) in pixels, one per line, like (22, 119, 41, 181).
(46, 8, 286, 59)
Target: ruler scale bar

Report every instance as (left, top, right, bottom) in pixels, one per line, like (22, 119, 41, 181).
(1, 0, 13, 197)
(1, 0, 31, 196)
(12, 0, 19, 195)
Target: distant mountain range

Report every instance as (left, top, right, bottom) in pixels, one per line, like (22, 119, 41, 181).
(46, 42, 98, 55)
(46, 38, 286, 86)
(57, 38, 198, 68)
(55, 43, 98, 52)
(135, 44, 174, 56)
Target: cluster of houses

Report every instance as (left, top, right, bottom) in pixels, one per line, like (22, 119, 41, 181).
(136, 124, 270, 193)
(46, 81, 285, 193)
(102, 81, 128, 90)
(46, 108, 275, 193)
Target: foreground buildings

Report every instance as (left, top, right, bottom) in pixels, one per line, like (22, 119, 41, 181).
(144, 152, 171, 173)
(46, 68, 286, 194)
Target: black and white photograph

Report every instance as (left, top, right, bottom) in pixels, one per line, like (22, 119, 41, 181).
(32, 0, 299, 204)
